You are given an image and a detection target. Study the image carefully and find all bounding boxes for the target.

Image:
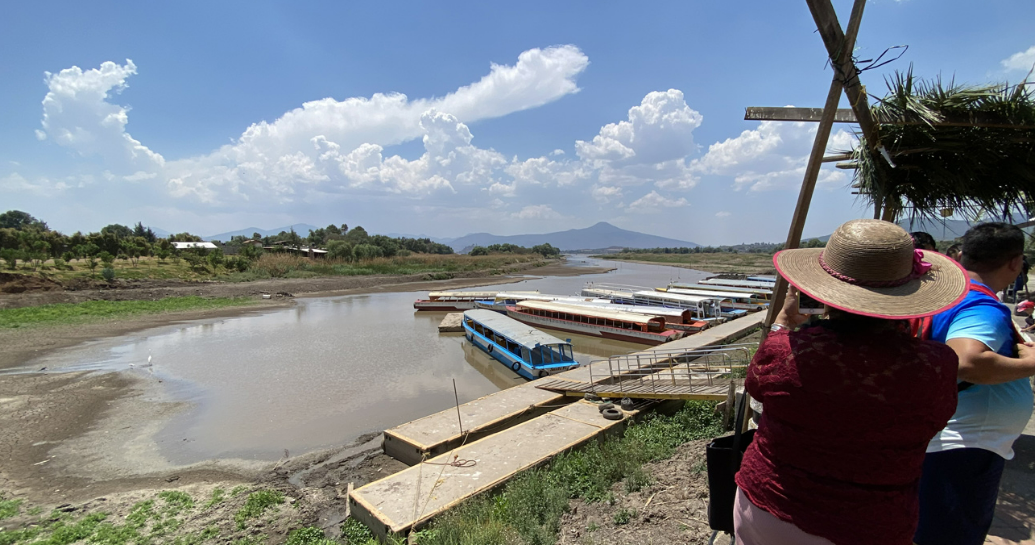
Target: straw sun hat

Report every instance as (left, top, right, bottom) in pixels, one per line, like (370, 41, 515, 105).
(774, 219, 968, 319)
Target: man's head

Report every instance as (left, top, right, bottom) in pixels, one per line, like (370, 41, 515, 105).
(911, 231, 938, 251)
(960, 223, 1025, 289)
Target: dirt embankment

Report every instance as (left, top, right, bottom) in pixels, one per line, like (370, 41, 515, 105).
(0, 258, 606, 310)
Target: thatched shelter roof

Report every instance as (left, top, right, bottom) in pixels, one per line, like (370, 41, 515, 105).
(851, 69, 1035, 221)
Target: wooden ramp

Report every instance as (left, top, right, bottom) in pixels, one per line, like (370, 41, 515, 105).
(383, 384, 568, 465)
(351, 400, 629, 539)
(537, 377, 731, 401)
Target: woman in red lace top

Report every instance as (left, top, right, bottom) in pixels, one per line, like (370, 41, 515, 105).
(734, 220, 968, 545)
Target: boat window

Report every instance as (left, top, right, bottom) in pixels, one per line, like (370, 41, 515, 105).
(561, 345, 573, 362)
(522, 347, 531, 362)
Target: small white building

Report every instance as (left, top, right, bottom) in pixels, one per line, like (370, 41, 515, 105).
(172, 241, 219, 250)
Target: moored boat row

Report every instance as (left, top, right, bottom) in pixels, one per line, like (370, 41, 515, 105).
(413, 290, 539, 311)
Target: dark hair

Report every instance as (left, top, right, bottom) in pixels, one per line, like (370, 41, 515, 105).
(823, 307, 906, 335)
(910, 231, 937, 251)
(960, 223, 1024, 273)
(946, 244, 961, 261)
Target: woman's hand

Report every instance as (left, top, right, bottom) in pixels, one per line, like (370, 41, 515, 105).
(776, 286, 810, 329)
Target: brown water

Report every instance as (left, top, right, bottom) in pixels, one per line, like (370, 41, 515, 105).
(22, 257, 707, 464)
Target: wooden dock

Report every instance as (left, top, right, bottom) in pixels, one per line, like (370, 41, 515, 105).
(352, 400, 631, 539)
(383, 385, 570, 465)
(437, 313, 464, 333)
(357, 312, 764, 538)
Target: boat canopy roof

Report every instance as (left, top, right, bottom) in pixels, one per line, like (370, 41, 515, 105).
(516, 300, 660, 324)
(561, 301, 691, 319)
(493, 292, 604, 303)
(668, 283, 772, 296)
(665, 287, 763, 300)
(632, 290, 728, 304)
(701, 278, 775, 289)
(429, 290, 537, 299)
(464, 309, 570, 346)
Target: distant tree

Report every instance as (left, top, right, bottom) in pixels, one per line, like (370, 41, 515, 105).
(531, 243, 561, 257)
(98, 251, 115, 266)
(0, 249, 19, 270)
(251, 232, 262, 242)
(352, 243, 383, 260)
(168, 232, 203, 242)
(326, 240, 353, 261)
(0, 210, 47, 231)
(132, 222, 157, 243)
(469, 246, 489, 256)
(207, 248, 225, 269)
(345, 226, 369, 244)
(101, 224, 133, 239)
(325, 224, 342, 237)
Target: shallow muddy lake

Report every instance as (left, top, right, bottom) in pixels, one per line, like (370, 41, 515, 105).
(20, 257, 708, 465)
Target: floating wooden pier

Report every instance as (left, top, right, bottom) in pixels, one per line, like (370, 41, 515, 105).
(352, 400, 632, 539)
(437, 312, 464, 333)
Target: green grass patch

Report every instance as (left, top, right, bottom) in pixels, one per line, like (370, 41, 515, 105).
(205, 487, 226, 509)
(234, 490, 284, 529)
(0, 494, 21, 521)
(0, 296, 256, 329)
(407, 401, 724, 545)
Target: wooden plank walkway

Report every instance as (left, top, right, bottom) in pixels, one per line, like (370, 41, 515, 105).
(351, 400, 630, 539)
(537, 377, 731, 401)
(383, 385, 568, 465)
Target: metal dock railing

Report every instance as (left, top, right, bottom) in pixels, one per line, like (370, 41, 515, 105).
(536, 344, 754, 400)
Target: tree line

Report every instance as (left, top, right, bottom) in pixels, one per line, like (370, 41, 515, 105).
(618, 238, 826, 255)
(0, 210, 561, 275)
(468, 243, 561, 257)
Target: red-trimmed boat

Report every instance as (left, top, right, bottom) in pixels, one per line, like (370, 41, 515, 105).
(505, 300, 686, 346)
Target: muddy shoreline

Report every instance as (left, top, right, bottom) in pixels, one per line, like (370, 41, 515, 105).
(0, 260, 613, 508)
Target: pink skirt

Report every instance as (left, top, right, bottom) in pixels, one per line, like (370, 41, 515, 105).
(734, 488, 835, 545)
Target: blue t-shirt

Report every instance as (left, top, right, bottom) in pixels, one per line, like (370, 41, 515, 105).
(927, 282, 1034, 459)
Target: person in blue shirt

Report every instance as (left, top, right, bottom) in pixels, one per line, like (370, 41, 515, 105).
(915, 223, 1035, 545)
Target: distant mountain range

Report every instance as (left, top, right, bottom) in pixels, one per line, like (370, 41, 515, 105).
(447, 222, 698, 252)
(204, 224, 319, 242)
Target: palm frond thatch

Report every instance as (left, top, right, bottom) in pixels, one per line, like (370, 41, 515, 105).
(851, 67, 1035, 222)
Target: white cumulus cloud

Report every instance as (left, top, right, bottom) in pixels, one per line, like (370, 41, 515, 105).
(1002, 45, 1035, 72)
(38, 59, 164, 174)
(715, 211, 731, 218)
(576, 89, 703, 168)
(691, 120, 854, 192)
(512, 204, 562, 220)
(627, 190, 688, 213)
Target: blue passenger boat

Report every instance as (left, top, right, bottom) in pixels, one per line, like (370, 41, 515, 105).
(462, 309, 580, 380)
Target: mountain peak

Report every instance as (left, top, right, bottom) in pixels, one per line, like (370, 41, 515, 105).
(448, 222, 697, 252)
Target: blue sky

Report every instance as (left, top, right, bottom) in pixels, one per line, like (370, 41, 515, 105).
(2, 1, 1033, 244)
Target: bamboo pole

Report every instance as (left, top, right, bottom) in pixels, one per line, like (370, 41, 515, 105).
(764, 0, 867, 329)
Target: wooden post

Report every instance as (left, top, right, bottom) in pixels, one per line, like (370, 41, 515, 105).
(764, 0, 867, 329)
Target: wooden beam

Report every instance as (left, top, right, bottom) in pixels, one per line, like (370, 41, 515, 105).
(746, 107, 857, 123)
(746, 106, 1035, 129)
(822, 152, 853, 162)
(764, 0, 867, 330)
